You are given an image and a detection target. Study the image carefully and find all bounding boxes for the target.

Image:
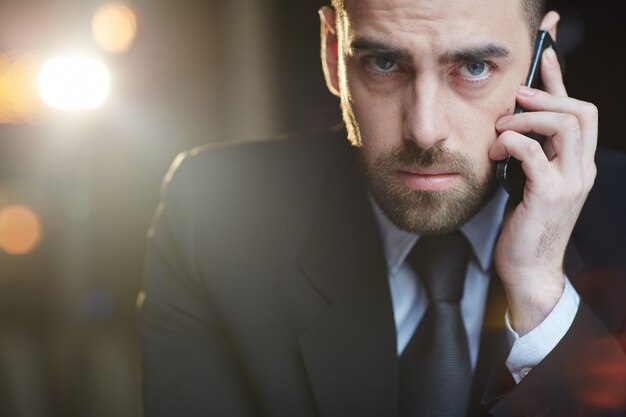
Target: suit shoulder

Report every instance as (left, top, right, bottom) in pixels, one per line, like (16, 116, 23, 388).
(160, 128, 352, 224)
(184, 127, 345, 174)
(159, 127, 347, 198)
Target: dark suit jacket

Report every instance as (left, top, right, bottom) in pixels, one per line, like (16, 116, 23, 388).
(139, 128, 626, 417)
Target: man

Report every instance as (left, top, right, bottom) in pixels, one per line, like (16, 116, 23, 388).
(139, 0, 626, 416)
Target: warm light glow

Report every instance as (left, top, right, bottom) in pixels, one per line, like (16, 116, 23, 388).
(0, 205, 42, 255)
(92, 3, 138, 54)
(38, 57, 110, 109)
(0, 51, 45, 124)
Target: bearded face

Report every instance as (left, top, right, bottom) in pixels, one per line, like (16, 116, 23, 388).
(362, 140, 497, 234)
(323, 0, 533, 233)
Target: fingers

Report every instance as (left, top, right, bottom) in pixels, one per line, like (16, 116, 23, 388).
(541, 48, 568, 98)
(488, 130, 575, 209)
(540, 11, 561, 41)
(490, 128, 594, 208)
(496, 111, 582, 175)
(489, 131, 552, 188)
(490, 86, 599, 202)
(538, 10, 565, 98)
(513, 87, 598, 160)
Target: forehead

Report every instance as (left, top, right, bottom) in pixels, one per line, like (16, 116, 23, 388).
(341, 0, 530, 52)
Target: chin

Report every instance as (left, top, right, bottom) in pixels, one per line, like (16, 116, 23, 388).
(369, 174, 498, 235)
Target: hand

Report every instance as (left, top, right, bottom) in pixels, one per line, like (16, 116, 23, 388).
(488, 18, 598, 335)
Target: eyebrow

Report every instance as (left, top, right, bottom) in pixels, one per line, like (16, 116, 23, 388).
(350, 38, 411, 62)
(350, 37, 510, 64)
(440, 44, 511, 64)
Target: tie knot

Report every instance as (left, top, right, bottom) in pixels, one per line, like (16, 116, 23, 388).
(407, 232, 470, 302)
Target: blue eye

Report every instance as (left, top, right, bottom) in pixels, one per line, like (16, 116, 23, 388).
(461, 61, 489, 78)
(371, 56, 398, 72)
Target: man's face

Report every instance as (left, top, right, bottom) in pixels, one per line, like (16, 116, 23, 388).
(329, 0, 534, 234)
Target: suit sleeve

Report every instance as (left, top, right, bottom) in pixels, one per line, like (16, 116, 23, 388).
(484, 150, 626, 417)
(138, 152, 259, 417)
(505, 277, 579, 383)
(485, 299, 626, 417)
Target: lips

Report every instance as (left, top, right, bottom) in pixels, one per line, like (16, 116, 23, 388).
(399, 166, 457, 175)
(395, 167, 461, 192)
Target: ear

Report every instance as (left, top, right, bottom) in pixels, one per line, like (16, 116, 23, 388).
(319, 6, 340, 96)
(539, 10, 560, 42)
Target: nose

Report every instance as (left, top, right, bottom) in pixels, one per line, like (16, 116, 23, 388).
(402, 76, 450, 150)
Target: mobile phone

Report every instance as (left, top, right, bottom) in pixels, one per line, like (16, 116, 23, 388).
(496, 30, 559, 203)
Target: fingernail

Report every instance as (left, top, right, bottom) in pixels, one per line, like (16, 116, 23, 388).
(497, 115, 513, 126)
(544, 47, 557, 65)
(518, 85, 538, 96)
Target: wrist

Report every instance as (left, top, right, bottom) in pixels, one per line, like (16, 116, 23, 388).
(503, 272, 565, 336)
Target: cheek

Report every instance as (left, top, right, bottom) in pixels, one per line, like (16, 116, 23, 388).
(457, 78, 518, 137)
(450, 91, 515, 171)
(346, 78, 404, 156)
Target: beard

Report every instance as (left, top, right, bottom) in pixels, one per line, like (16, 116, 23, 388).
(361, 141, 498, 235)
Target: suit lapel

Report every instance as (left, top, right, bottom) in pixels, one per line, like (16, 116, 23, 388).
(469, 269, 512, 416)
(297, 141, 398, 417)
(296, 136, 589, 417)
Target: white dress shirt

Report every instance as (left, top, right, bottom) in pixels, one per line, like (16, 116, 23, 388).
(370, 188, 580, 382)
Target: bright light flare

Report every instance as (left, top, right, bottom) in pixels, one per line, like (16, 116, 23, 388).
(38, 57, 110, 109)
(0, 205, 42, 256)
(92, 3, 138, 54)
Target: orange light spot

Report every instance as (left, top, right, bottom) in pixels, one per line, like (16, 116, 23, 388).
(576, 337, 626, 410)
(0, 51, 45, 124)
(0, 205, 42, 255)
(92, 3, 138, 54)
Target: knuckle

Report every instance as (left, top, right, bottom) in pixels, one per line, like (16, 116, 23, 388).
(561, 114, 580, 132)
(584, 102, 599, 121)
(526, 140, 544, 158)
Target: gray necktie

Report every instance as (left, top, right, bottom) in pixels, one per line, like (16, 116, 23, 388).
(399, 232, 472, 417)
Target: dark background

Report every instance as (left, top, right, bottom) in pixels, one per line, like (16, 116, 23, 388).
(0, 1, 623, 416)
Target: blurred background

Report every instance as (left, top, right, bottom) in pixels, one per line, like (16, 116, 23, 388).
(0, 0, 623, 416)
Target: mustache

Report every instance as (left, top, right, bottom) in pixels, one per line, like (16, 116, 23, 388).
(368, 142, 474, 176)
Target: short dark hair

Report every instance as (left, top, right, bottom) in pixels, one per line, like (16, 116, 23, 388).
(331, 0, 546, 36)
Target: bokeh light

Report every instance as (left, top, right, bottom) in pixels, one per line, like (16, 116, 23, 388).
(0, 51, 45, 124)
(0, 205, 42, 256)
(92, 3, 138, 55)
(38, 57, 110, 109)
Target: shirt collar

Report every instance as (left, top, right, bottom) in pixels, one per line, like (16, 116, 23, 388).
(371, 188, 509, 274)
